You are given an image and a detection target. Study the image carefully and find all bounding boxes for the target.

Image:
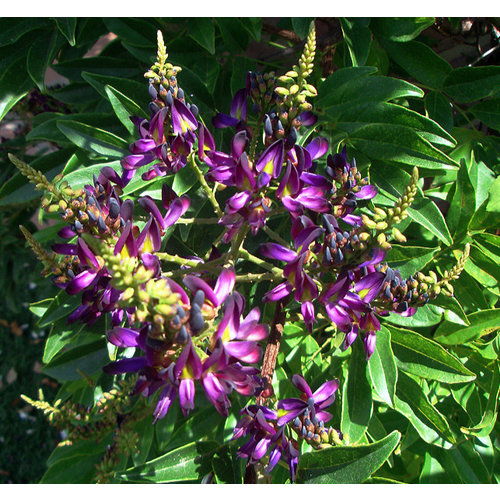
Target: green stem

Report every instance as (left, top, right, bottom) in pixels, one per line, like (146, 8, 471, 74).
(238, 247, 284, 277)
(189, 153, 223, 217)
(177, 216, 220, 225)
(156, 252, 225, 270)
(235, 272, 279, 282)
(229, 224, 249, 265)
(262, 225, 289, 246)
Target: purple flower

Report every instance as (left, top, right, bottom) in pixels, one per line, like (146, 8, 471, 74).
(233, 405, 278, 464)
(215, 293, 268, 364)
(183, 267, 236, 309)
(277, 374, 339, 426)
(212, 88, 247, 130)
(255, 139, 284, 188)
(171, 97, 198, 135)
(174, 337, 202, 416)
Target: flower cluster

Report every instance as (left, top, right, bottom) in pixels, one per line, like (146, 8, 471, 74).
(17, 23, 471, 481)
(34, 167, 269, 420)
(121, 31, 199, 185)
(233, 374, 342, 482)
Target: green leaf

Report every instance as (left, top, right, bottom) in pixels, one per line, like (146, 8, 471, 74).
(450, 382, 483, 423)
(188, 18, 215, 54)
(371, 17, 434, 42)
(43, 320, 85, 364)
(53, 18, 77, 46)
(291, 18, 314, 39)
(381, 40, 452, 89)
(102, 18, 156, 48)
(419, 451, 449, 483)
(295, 430, 401, 484)
(105, 84, 147, 134)
(385, 244, 439, 276)
(341, 341, 373, 443)
(431, 439, 492, 483)
(454, 269, 490, 310)
(446, 160, 476, 240)
(330, 101, 455, 147)
(485, 176, 500, 212)
(42, 339, 108, 381)
(0, 148, 72, 205)
(388, 324, 475, 384)
(367, 326, 398, 406)
(118, 441, 218, 483)
(47, 81, 99, 106)
(443, 66, 500, 103)
(434, 309, 500, 345)
(474, 233, 500, 265)
(469, 97, 500, 132)
(317, 74, 423, 110)
(242, 18, 262, 41)
(383, 304, 443, 328)
(364, 38, 390, 75)
(27, 30, 65, 91)
(432, 294, 469, 326)
(41, 436, 110, 483)
(347, 124, 457, 171)
(132, 415, 155, 466)
(165, 405, 221, 452)
(468, 154, 496, 210)
(474, 239, 500, 267)
(318, 67, 377, 100)
(340, 18, 372, 67)
(27, 112, 120, 144)
(53, 56, 141, 82)
(29, 298, 52, 318)
(461, 362, 500, 438)
(60, 161, 122, 191)
(172, 162, 198, 196)
(215, 18, 249, 54)
(0, 59, 33, 122)
(425, 90, 454, 132)
(57, 120, 129, 158)
(464, 245, 499, 288)
(81, 71, 149, 109)
(395, 371, 456, 444)
(212, 444, 243, 484)
(0, 18, 49, 47)
(370, 165, 453, 245)
(37, 291, 82, 328)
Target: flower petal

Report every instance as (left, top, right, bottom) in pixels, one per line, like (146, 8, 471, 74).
(291, 374, 313, 398)
(106, 326, 140, 348)
(312, 379, 339, 405)
(259, 243, 297, 262)
(66, 269, 98, 295)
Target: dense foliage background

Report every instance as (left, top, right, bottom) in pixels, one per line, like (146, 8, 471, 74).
(0, 17, 499, 484)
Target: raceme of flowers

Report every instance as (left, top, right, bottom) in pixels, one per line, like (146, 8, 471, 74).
(16, 26, 468, 481)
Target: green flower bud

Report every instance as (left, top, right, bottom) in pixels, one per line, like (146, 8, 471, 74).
(391, 227, 407, 243)
(274, 87, 290, 97)
(361, 215, 377, 229)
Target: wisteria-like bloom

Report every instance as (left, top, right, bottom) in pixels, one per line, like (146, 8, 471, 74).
(233, 374, 340, 482)
(121, 93, 198, 183)
(277, 374, 339, 426)
(20, 30, 467, 486)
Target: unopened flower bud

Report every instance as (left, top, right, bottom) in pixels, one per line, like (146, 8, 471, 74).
(361, 215, 377, 229)
(274, 87, 289, 97)
(391, 227, 407, 242)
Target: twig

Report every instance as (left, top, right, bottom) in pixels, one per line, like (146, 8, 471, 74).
(257, 298, 287, 404)
(189, 153, 223, 218)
